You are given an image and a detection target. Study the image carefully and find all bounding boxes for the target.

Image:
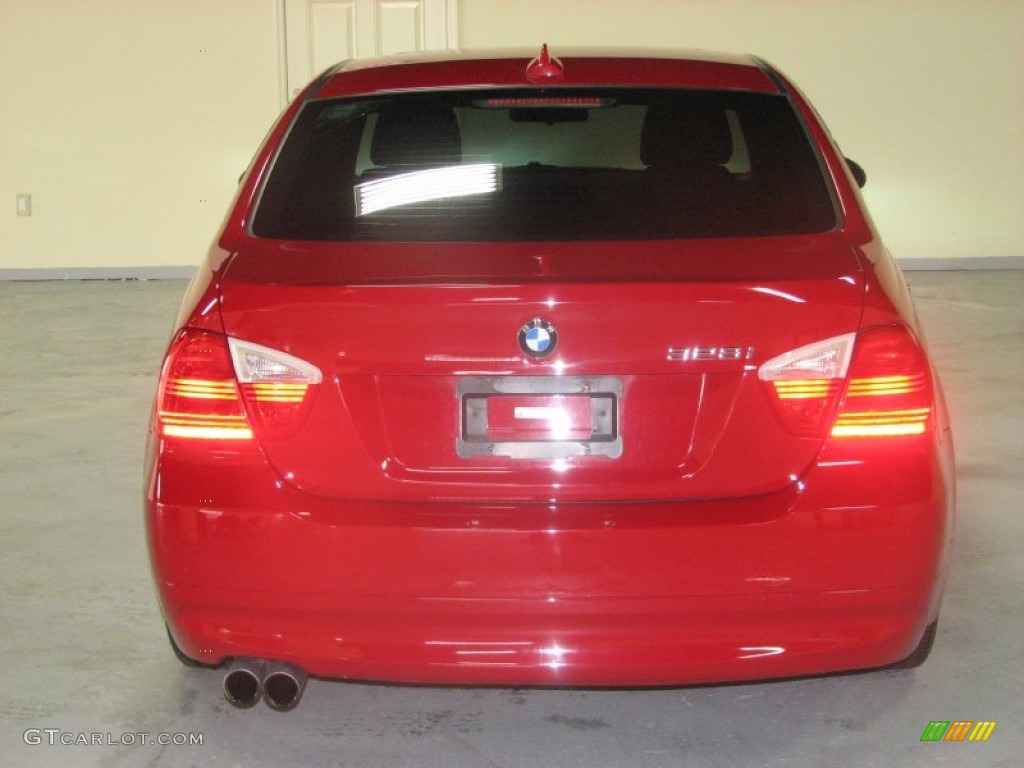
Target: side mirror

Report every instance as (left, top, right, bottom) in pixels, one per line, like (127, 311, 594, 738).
(845, 157, 867, 189)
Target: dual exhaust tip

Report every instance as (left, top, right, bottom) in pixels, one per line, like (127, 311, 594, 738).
(223, 659, 307, 711)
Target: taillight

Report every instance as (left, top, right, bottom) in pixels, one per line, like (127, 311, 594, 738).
(157, 330, 252, 440)
(759, 333, 855, 436)
(228, 337, 322, 439)
(156, 329, 321, 441)
(831, 325, 932, 437)
(759, 326, 933, 438)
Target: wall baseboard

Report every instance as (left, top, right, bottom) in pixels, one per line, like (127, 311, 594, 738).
(0, 266, 197, 281)
(1, 257, 1022, 281)
(897, 256, 1024, 270)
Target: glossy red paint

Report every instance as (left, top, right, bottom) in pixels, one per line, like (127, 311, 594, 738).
(146, 48, 954, 687)
(148, 430, 952, 685)
(312, 49, 779, 99)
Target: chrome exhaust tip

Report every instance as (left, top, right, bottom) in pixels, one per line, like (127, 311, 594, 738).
(222, 658, 265, 709)
(262, 661, 307, 712)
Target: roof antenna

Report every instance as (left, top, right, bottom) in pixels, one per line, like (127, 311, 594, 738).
(526, 44, 565, 83)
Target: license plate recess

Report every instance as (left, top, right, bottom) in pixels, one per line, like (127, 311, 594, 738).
(458, 376, 622, 459)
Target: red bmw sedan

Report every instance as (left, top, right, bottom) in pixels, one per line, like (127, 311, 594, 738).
(146, 47, 954, 710)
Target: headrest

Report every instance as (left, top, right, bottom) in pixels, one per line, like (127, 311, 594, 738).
(640, 104, 733, 168)
(370, 103, 462, 167)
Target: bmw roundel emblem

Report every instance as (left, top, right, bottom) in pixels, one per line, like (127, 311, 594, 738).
(518, 318, 558, 359)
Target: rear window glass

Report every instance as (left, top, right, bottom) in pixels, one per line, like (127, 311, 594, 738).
(252, 88, 837, 241)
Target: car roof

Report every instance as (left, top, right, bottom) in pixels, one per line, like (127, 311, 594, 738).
(311, 47, 782, 99)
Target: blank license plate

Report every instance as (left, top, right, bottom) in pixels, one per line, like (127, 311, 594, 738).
(458, 376, 621, 460)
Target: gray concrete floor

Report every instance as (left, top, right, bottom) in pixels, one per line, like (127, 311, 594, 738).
(0, 272, 1021, 768)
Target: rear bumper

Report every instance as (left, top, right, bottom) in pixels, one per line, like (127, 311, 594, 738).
(146, 432, 954, 686)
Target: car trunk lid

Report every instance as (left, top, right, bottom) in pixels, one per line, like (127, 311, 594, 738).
(217, 235, 864, 502)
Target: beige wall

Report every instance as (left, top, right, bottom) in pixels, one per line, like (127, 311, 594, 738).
(0, 0, 282, 272)
(1, 0, 1021, 272)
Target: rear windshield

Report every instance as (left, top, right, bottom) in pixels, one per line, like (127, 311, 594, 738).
(252, 88, 837, 241)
